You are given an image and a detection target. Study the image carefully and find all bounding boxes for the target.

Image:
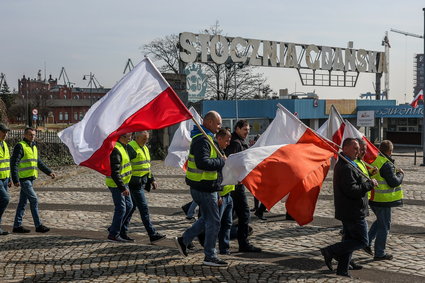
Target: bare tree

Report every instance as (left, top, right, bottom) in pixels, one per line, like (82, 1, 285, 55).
(141, 22, 273, 101)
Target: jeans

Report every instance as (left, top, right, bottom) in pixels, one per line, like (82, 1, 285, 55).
(218, 194, 233, 253)
(368, 206, 391, 257)
(231, 184, 251, 248)
(124, 186, 156, 236)
(327, 219, 369, 274)
(182, 188, 220, 259)
(187, 201, 198, 218)
(14, 179, 42, 228)
(0, 178, 10, 226)
(108, 186, 133, 237)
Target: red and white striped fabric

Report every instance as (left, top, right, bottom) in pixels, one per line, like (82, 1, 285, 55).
(164, 106, 202, 171)
(58, 57, 192, 176)
(410, 89, 423, 108)
(316, 104, 345, 145)
(222, 104, 336, 225)
(343, 120, 379, 164)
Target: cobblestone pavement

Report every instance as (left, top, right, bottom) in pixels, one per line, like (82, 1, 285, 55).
(1, 153, 425, 282)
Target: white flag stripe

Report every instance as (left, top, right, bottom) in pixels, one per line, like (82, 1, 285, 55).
(58, 58, 168, 165)
(252, 104, 306, 148)
(164, 107, 202, 169)
(222, 144, 283, 185)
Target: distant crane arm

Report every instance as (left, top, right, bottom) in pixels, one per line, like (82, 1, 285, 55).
(390, 28, 423, 39)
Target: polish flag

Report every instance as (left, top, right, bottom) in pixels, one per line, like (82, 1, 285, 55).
(410, 90, 424, 108)
(222, 104, 336, 225)
(164, 106, 202, 171)
(316, 104, 345, 145)
(58, 57, 192, 175)
(343, 120, 379, 164)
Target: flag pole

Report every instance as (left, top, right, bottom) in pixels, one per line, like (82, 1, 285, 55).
(191, 117, 225, 158)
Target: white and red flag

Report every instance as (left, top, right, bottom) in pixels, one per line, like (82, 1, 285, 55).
(58, 57, 192, 175)
(222, 104, 336, 225)
(316, 104, 345, 145)
(410, 89, 423, 108)
(317, 105, 379, 164)
(342, 120, 379, 164)
(164, 106, 202, 171)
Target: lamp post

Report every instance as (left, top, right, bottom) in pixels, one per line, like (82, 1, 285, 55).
(83, 72, 97, 107)
(422, 8, 425, 166)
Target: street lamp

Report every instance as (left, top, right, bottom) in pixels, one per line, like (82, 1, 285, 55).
(226, 62, 245, 123)
(82, 72, 101, 106)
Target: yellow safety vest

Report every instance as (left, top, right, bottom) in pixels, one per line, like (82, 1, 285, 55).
(220, 185, 235, 197)
(128, 140, 151, 177)
(105, 143, 132, 187)
(354, 159, 368, 176)
(18, 141, 38, 179)
(369, 155, 403, 203)
(186, 134, 218, 182)
(0, 141, 10, 179)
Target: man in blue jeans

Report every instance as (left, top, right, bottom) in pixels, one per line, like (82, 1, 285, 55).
(366, 140, 404, 261)
(106, 133, 133, 242)
(175, 111, 227, 267)
(124, 131, 165, 243)
(320, 138, 377, 277)
(11, 127, 56, 233)
(0, 124, 11, 235)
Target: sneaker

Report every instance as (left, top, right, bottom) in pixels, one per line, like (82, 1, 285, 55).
(150, 233, 166, 243)
(185, 216, 196, 222)
(239, 244, 262, 253)
(13, 226, 31, 233)
(174, 237, 188, 257)
(0, 228, 9, 236)
(203, 257, 228, 267)
(349, 260, 363, 270)
(107, 235, 126, 242)
(363, 246, 373, 256)
(35, 225, 50, 233)
(120, 234, 135, 242)
(219, 250, 231, 255)
(374, 254, 393, 261)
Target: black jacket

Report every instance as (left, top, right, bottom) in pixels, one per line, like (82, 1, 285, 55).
(224, 132, 249, 156)
(369, 153, 404, 208)
(185, 134, 225, 192)
(10, 138, 52, 184)
(333, 156, 375, 221)
(109, 141, 128, 192)
(224, 132, 248, 191)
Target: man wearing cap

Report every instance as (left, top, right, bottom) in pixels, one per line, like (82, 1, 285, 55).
(11, 127, 56, 233)
(0, 123, 11, 235)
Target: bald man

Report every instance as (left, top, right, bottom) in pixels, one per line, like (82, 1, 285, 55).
(175, 111, 228, 267)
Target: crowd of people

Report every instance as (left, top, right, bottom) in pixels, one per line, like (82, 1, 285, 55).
(0, 112, 405, 274)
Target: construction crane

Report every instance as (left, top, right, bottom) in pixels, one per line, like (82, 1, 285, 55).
(390, 28, 423, 39)
(123, 58, 134, 74)
(58, 67, 74, 88)
(0, 73, 5, 88)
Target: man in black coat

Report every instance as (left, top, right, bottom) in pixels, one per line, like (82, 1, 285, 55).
(320, 138, 378, 277)
(225, 120, 261, 253)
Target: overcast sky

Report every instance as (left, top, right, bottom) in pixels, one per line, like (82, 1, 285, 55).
(1, 0, 424, 104)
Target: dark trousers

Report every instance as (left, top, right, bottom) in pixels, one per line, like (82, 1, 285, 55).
(327, 219, 369, 274)
(231, 185, 250, 248)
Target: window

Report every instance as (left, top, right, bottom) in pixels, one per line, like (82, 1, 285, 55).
(64, 112, 68, 120)
(74, 112, 78, 121)
(59, 112, 63, 121)
(63, 95, 67, 99)
(79, 112, 84, 120)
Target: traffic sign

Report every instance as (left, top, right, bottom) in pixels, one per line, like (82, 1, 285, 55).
(32, 109, 38, 115)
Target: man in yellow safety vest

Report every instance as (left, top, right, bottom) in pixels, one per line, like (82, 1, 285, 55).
(174, 111, 228, 267)
(123, 130, 166, 243)
(105, 133, 133, 242)
(0, 124, 11, 235)
(366, 140, 404, 261)
(11, 127, 56, 234)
